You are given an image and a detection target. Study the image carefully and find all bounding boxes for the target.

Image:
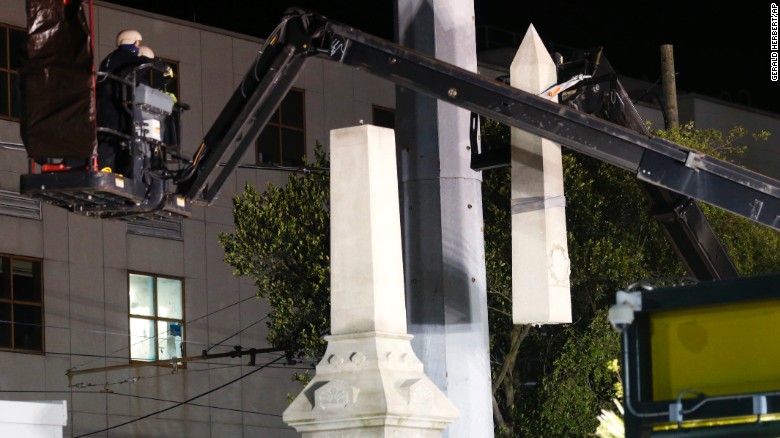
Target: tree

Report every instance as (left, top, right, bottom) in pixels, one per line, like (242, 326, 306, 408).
(485, 121, 779, 437)
(218, 146, 331, 362)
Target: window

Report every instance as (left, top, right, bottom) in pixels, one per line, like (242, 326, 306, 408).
(372, 105, 395, 129)
(142, 57, 180, 99)
(128, 273, 184, 362)
(0, 255, 43, 353)
(256, 88, 305, 166)
(0, 24, 26, 120)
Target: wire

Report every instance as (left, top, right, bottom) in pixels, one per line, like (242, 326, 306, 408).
(109, 389, 282, 418)
(74, 356, 285, 437)
(204, 316, 268, 353)
(69, 293, 263, 371)
(187, 294, 257, 325)
(235, 162, 329, 173)
(0, 384, 281, 418)
(69, 363, 245, 389)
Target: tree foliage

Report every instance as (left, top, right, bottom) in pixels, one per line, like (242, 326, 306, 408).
(218, 146, 331, 361)
(485, 120, 780, 436)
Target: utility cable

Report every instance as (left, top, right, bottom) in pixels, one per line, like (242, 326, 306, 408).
(204, 316, 268, 353)
(187, 294, 257, 325)
(69, 363, 245, 389)
(0, 386, 281, 418)
(69, 293, 263, 371)
(74, 355, 285, 437)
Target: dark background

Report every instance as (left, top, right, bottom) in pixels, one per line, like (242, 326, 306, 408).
(101, 1, 778, 114)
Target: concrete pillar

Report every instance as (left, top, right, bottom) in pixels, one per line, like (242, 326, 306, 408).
(283, 125, 458, 437)
(510, 25, 572, 324)
(395, 0, 493, 435)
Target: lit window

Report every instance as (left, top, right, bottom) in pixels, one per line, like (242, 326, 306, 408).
(0, 255, 43, 352)
(0, 24, 26, 120)
(256, 88, 305, 166)
(372, 105, 395, 129)
(128, 273, 184, 362)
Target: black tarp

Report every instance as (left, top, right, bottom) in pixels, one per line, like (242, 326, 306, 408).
(20, 0, 96, 161)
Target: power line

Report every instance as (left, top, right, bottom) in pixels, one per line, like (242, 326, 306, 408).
(74, 355, 285, 437)
(0, 384, 282, 417)
(67, 346, 285, 379)
(0, 319, 207, 347)
(204, 316, 268, 353)
(108, 389, 282, 418)
(69, 293, 264, 371)
(69, 363, 245, 389)
(187, 294, 258, 325)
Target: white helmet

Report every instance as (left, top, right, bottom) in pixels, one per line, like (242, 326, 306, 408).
(116, 29, 142, 46)
(138, 45, 155, 58)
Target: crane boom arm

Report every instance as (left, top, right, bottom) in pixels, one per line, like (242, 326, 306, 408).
(181, 10, 780, 233)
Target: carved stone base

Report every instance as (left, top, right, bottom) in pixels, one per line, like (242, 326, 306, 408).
(283, 331, 459, 436)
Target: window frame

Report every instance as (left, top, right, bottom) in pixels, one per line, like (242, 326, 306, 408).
(0, 23, 26, 121)
(143, 56, 180, 99)
(0, 253, 45, 354)
(256, 87, 306, 166)
(127, 271, 185, 364)
(372, 105, 396, 130)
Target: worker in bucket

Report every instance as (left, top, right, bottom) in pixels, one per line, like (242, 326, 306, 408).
(94, 29, 147, 173)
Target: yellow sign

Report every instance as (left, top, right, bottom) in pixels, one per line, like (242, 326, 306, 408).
(650, 299, 780, 401)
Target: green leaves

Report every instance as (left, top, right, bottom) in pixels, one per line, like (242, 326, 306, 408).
(483, 119, 778, 436)
(218, 144, 331, 361)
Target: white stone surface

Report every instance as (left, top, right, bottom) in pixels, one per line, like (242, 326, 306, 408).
(510, 25, 572, 324)
(284, 125, 458, 436)
(0, 399, 67, 438)
(329, 125, 406, 335)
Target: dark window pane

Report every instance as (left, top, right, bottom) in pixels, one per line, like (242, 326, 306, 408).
(147, 59, 179, 98)
(13, 259, 41, 302)
(270, 106, 281, 124)
(9, 29, 26, 71)
(373, 107, 395, 129)
(0, 303, 11, 348)
(0, 71, 8, 117)
(0, 28, 7, 69)
(257, 127, 279, 164)
(280, 90, 303, 127)
(164, 61, 179, 97)
(0, 258, 9, 300)
(13, 304, 42, 351)
(10, 72, 19, 118)
(281, 128, 305, 166)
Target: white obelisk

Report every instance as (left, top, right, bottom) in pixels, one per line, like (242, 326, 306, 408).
(511, 25, 572, 324)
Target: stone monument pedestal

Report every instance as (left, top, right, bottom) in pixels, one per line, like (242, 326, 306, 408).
(283, 125, 458, 436)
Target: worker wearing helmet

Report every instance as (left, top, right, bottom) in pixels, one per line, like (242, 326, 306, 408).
(95, 29, 148, 173)
(101, 29, 143, 72)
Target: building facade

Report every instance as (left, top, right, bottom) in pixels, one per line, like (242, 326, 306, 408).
(0, 1, 394, 436)
(1, 2, 778, 437)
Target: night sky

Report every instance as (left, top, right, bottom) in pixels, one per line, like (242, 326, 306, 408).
(102, 1, 778, 114)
